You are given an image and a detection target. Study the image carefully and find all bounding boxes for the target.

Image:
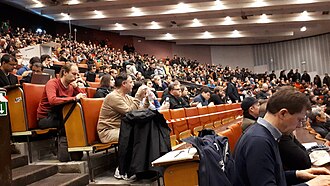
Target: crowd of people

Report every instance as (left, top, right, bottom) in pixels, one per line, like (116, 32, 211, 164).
(3, 24, 330, 185)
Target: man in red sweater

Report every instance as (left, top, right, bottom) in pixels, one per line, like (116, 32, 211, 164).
(37, 63, 86, 162)
(37, 63, 86, 129)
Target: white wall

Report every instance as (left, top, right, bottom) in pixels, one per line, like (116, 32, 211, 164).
(211, 46, 254, 70)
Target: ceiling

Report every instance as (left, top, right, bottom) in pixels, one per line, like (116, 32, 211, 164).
(5, 0, 330, 45)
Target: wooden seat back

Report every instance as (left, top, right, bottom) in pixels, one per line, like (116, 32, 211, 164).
(81, 98, 104, 145)
(63, 102, 88, 148)
(23, 83, 45, 129)
(7, 87, 28, 132)
(86, 87, 97, 98)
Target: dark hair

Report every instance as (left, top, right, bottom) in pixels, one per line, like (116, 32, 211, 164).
(180, 85, 187, 92)
(1, 54, 15, 64)
(266, 86, 311, 114)
(32, 62, 43, 69)
(168, 82, 180, 92)
(59, 63, 75, 78)
(144, 78, 152, 85)
(40, 54, 51, 62)
(29, 56, 40, 65)
(100, 74, 111, 88)
(114, 73, 129, 88)
(200, 87, 211, 94)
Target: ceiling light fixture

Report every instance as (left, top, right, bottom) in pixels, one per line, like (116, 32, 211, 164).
(165, 33, 174, 40)
(131, 6, 144, 16)
(214, 0, 224, 9)
(114, 23, 124, 30)
(32, 0, 44, 7)
(93, 10, 105, 18)
(67, 0, 80, 5)
(223, 16, 233, 25)
(150, 21, 161, 29)
(299, 10, 310, 21)
(259, 13, 269, 23)
(203, 31, 212, 38)
(300, 26, 307, 32)
(231, 30, 241, 37)
(192, 18, 202, 27)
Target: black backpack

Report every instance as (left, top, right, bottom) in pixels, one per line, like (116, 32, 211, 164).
(183, 129, 235, 186)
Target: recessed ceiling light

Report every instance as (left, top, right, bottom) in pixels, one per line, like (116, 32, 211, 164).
(67, 0, 80, 5)
(225, 16, 231, 21)
(300, 26, 307, 32)
(165, 33, 174, 40)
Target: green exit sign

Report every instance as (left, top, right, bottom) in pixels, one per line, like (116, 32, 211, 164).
(0, 91, 7, 117)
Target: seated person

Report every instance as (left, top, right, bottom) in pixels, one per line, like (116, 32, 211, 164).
(94, 74, 115, 98)
(19, 62, 43, 84)
(85, 65, 96, 82)
(256, 83, 271, 99)
(0, 54, 18, 87)
(180, 85, 190, 105)
(308, 107, 330, 139)
(241, 97, 259, 132)
(97, 73, 147, 144)
(192, 87, 212, 107)
(160, 82, 189, 109)
(17, 56, 40, 76)
(40, 54, 53, 69)
(37, 63, 86, 161)
(152, 75, 166, 91)
(209, 86, 226, 105)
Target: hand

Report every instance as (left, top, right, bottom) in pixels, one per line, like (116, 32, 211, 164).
(208, 102, 214, 106)
(75, 93, 87, 101)
(70, 81, 78, 88)
(297, 167, 330, 180)
(159, 101, 170, 110)
(324, 140, 330, 147)
(305, 175, 330, 186)
(135, 85, 148, 100)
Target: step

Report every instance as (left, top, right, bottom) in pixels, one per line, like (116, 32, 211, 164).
(11, 154, 28, 169)
(27, 173, 89, 186)
(12, 165, 58, 186)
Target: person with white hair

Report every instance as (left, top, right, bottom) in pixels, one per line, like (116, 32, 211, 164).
(256, 83, 271, 99)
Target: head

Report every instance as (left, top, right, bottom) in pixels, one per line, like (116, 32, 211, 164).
(29, 57, 41, 68)
(59, 64, 79, 85)
(262, 83, 269, 91)
(200, 87, 211, 100)
(31, 62, 43, 74)
(110, 69, 118, 77)
(241, 97, 260, 118)
(40, 54, 51, 66)
(180, 85, 188, 97)
(308, 107, 327, 124)
(144, 79, 153, 88)
(265, 86, 311, 134)
(100, 74, 115, 88)
(0, 54, 17, 73)
(153, 75, 161, 84)
(114, 73, 133, 94)
(168, 82, 181, 97)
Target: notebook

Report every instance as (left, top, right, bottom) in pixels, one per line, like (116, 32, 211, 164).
(43, 68, 56, 78)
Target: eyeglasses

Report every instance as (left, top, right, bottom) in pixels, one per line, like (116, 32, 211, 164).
(173, 88, 182, 91)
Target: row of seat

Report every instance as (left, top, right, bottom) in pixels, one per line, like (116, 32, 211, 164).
(159, 104, 242, 141)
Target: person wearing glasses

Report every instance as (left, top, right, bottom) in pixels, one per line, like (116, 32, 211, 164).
(0, 54, 18, 87)
(234, 86, 330, 186)
(160, 82, 189, 109)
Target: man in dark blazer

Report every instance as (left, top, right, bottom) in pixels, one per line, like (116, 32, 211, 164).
(0, 54, 18, 87)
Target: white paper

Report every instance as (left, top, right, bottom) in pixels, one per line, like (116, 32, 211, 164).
(302, 142, 318, 149)
(152, 148, 197, 166)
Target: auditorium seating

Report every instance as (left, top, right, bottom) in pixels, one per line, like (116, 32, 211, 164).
(87, 81, 100, 88)
(62, 98, 118, 182)
(86, 87, 97, 98)
(7, 83, 57, 163)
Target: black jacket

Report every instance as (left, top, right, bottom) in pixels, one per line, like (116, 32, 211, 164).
(118, 109, 171, 177)
(226, 82, 240, 103)
(94, 87, 111, 98)
(0, 69, 18, 87)
(184, 134, 235, 186)
(278, 134, 311, 171)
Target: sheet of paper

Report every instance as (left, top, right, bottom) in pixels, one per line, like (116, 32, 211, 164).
(152, 147, 197, 165)
(302, 142, 318, 149)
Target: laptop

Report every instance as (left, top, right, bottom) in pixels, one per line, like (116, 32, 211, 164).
(43, 68, 56, 79)
(31, 73, 51, 85)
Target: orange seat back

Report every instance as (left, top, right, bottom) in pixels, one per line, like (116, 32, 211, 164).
(185, 107, 201, 133)
(81, 98, 104, 145)
(198, 106, 211, 125)
(23, 83, 45, 129)
(218, 129, 235, 153)
(216, 104, 226, 112)
(156, 91, 163, 98)
(86, 87, 97, 98)
(208, 105, 220, 123)
(170, 108, 186, 120)
(159, 109, 171, 121)
(88, 81, 100, 88)
(7, 87, 28, 132)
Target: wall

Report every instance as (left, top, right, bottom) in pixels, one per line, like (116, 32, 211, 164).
(211, 46, 254, 69)
(172, 45, 212, 64)
(132, 37, 172, 59)
(253, 33, 330, 75)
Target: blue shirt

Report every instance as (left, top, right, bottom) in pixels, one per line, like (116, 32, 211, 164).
(16, 65, 29, 75)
